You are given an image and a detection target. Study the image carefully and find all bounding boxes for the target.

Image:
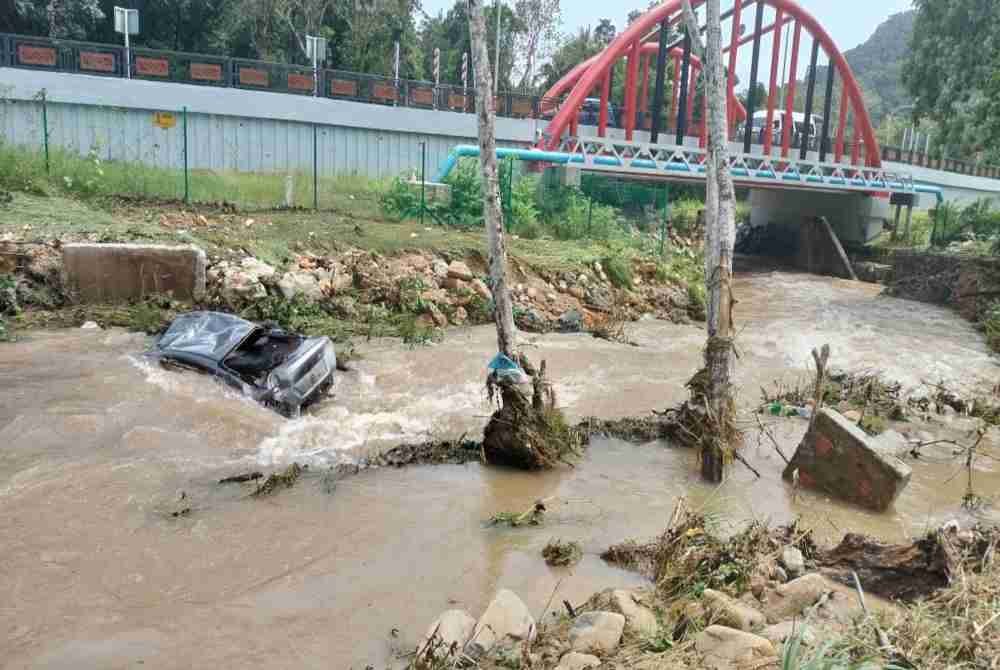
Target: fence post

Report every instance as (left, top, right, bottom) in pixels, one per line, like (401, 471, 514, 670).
(660, 184, 670, 257)
(313, 123, 319, 211)
(41, 91, 50, 175)
(420, 141, 426, 228)
(587, 194, 594, 236)
(182, 106, 189, 203)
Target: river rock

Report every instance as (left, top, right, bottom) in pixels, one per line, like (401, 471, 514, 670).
(448, 261, 474, 281)
(471, 278, 492, 300)
(80, 321, 101, 330)
(452, 306, 468, 325)
(558, 309, 584, 333)
(443, 276, 467, 292)
(694, 625, 777, 670)
(783, 409, 912, 511)
(763, 574, 830, 624)
(426, 303, 448, 328)
(417, 609, 476, 660)
(611, 590, 659, 636)
(569, 285, 586, 300)
(431, 259, 450, 279)
(760, 620, 816, 646)
(773, 566, 789, 583)
(568, 611, 625, 654)
(556, 652, 601, 670)
(466, 589, 536, 658)
(781, 547, 805, 579)
(702, 589, 765, 632)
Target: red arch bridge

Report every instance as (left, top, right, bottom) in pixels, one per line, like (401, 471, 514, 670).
(437, 0, 943, 232)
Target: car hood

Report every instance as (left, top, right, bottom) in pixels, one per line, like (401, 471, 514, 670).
(155, 311, 257, 362)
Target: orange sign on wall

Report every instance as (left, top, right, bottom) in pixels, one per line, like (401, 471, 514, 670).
(190, 62, 223, 81)
(239, 67, 269, 87)
(330, 79, 358, 97)
(136, 57, 169, 77)
(372, 84, 397, 102)
(288, 73, 314, 91)
(79, 51, 115, 73)
(17, 45, 57, 67)
(409, 87, 434, 107)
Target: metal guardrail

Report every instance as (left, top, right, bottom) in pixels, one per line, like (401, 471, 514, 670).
(0, 31, 567, 123)
(881, 146, 1000, 180)
(1, 31, 998, 177)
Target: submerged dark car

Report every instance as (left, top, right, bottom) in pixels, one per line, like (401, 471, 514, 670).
(150, 311, 336, 417)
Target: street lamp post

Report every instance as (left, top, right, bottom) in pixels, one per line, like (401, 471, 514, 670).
(113, 6, 139, 79)
(305, 35, 328, 97)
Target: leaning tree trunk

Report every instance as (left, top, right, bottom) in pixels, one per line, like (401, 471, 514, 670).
(467, 0, 577, 470)
(683, 0, 739, 482)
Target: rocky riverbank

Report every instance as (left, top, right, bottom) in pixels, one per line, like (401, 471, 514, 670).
(1, 236, 704, 341)
(407, 508, 999, 670)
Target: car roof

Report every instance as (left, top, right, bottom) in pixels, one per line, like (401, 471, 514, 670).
(156, 311, 258, 362)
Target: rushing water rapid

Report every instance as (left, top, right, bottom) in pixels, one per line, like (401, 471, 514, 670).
(1, 271, 997, 669)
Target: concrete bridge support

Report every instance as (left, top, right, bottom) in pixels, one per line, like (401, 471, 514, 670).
(748, 188, 893, 278)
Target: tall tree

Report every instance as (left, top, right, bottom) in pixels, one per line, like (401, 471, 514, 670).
(12, 0, 104, 39)
(594, 17, 616, 46)
(682, 0, 738, 483)
(466, 0, 515, 360)
(904, 0, 1000, 162)
(512, 0, 561, 92)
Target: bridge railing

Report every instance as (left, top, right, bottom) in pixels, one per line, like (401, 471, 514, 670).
(882, 146, 1000, 180)
(0, 31, 576, 124)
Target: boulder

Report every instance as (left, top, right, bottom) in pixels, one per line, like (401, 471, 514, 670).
(417, 610, 476, 660)
(443, 276, 468, 292)
(702, 589, 765, 632)
(466, 590, 536, 658)
(610, 590, 659, 637)
(569, 286, 586, 300)
(63, 242, 207, 302)
(694, 626, 777, 670)
(426, 303, 448, 328)
(556, 652, 601, 670)
(760, 621, 816, 647)
(558, 309, 585, 333)
(277, 271, 323, 300)
(432, 259, 450, 278)
(781, 547, 806, 579)
(452, 306, 468, 325)
(783, 409, 912, 511)
(568, 611, 625, 655)
(763, 574, 830, 624)
(448, 261, 474, 281)
(471, 278, 492, 300)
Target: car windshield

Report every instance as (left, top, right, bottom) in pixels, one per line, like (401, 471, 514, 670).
(157, 312, 257, 361)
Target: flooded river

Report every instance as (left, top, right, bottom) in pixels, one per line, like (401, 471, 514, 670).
(2, 271, 997, 669)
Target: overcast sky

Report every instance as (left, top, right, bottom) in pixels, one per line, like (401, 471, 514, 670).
(420, 0, 914, 58)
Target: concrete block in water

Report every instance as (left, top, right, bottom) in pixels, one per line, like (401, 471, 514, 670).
(63, 243, 206, 302)
(783, 409, 911, 511)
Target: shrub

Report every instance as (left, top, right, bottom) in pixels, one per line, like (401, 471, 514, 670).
(378, 177, 421, 221)
(687, 282, 707, 321)
(602, 255, 633, 289)
(984, 302, 1000, 352)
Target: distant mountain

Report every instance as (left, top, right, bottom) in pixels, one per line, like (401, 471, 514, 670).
(838, 10, 916, 126)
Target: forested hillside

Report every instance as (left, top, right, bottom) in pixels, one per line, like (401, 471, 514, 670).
(841, 10, 914, 126)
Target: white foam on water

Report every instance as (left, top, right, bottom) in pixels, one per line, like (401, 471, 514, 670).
(254, 381, 490, 467)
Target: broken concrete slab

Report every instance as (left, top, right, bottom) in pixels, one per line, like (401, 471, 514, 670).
(783, 409, 911, 511)
(63, 243, 206, 302)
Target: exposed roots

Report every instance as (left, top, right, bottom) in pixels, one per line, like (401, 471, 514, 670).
(482, 356, 583, 470)
(251, 463, 303, 497)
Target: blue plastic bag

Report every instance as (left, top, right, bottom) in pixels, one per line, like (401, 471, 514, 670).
(487, 353, 530, 385)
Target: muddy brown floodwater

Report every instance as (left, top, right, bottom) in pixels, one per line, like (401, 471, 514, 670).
(2, 271, 998, 669)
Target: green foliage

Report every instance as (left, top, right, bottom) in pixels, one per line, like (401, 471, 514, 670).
(984, 303, 1000, 353)
(687, 282, 707, 321)
(672, 199, 704, 235)
(442, 158, 484, 228)
(930, 201, 962, 247)
(905, 1, 1000, 162)
(780, 632, 884, 670)
(601, 255, 633, 289)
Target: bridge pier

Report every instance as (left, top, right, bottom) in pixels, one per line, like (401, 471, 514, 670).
(748, 189, 894, 278)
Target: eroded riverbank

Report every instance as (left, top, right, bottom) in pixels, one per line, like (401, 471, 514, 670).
(1, 271, 997, 669)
